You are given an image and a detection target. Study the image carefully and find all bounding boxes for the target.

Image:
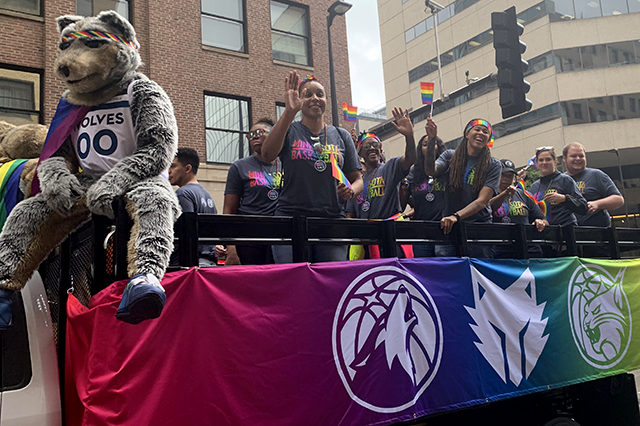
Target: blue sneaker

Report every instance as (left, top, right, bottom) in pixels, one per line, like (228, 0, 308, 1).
(0, 288, 13, 329)
(115, 274, 166, 325)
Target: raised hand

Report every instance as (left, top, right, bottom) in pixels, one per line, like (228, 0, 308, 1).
(391, 107, 413, 137)
(425, 114, 437, 141)
(284, 70, 303, 115)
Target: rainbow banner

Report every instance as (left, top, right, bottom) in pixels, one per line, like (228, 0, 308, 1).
(420, 82, 434, 105)
(330, 152, 352, 189)
(0, 159, 28, 230)
(342, 102, 358, 122)
(66, 257, 640, 426)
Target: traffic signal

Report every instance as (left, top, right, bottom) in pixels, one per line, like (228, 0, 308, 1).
(492, 6, 532, 119)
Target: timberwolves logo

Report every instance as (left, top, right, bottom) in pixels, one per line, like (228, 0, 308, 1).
(332, 266, 443, 413)
(569, 265, 632, 369)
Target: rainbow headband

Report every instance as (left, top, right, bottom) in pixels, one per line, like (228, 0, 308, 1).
(357, 133, 381, 150)
(465, 119, 495, 148)
(298, 75, 321, 88)
(61, 31, 137, 49)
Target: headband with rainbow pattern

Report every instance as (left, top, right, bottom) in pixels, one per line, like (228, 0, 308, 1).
(61, 31, 137, 49)
(465, 119, 495, 148)
(298, 75, 322, 88)
(357, 132, 381, 150)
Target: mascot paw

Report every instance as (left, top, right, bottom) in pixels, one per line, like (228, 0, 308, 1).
(43, 177, 84, 215)
(116, 274, 166, 324)
(86, 184, 116, 219)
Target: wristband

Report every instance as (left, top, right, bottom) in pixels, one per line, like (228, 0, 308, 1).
(453, 212, 461, 221)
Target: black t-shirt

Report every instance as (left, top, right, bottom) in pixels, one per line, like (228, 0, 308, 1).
(492, 188, 546, 224)
(530, 171, 586, 226)
(406, 166, 445, 221)
(276, 122, 361, 218)
(225, 155, 282, 216)
(436, 149, 502, 223)
(568, 168, 621, 227)
(346, 157, 408, 219)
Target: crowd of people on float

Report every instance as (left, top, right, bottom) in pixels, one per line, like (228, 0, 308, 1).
(170, 71, 625, 266)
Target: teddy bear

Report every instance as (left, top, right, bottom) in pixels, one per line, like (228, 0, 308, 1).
(0, 11, 180, 327)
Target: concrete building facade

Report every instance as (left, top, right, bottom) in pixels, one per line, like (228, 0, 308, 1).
(0, 0, 352, 207)
(377, 0, 640, 224)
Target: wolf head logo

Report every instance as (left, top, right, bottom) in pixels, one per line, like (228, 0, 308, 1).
(569, 265, 631, 369)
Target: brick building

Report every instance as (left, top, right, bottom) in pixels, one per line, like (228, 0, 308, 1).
(0, 0, 353, 206)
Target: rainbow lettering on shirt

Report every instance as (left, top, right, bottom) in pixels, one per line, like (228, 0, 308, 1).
(510, 201, 526, 216)
(248, 171, 284, 188)
(414, 179, 444, 192)
(576, 181, 585, 194)
(291, 140, 316, 161)
(464, 165, 476, 185)
(368, 176, 386, 198)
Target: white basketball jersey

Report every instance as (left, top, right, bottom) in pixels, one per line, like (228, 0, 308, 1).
(71, 81, 137, 174)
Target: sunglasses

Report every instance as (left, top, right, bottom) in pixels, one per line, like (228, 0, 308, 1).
(362, 141, 381, 151)
(535, 146, 554, 153)
(246, 128, 270, 141)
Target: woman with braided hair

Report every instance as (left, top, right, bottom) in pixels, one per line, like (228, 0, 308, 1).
(424, 115, 502, 258)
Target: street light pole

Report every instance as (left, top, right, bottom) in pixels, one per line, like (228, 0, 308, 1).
(327, 1, 352, 128)
(609, 148, 630, 223)
(426, 0, 446, 101)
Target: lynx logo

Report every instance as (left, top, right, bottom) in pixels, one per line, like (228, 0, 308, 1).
(569, 265, 631, 369)
(332, 266, 443, 413)
(466, 266, 549, 386)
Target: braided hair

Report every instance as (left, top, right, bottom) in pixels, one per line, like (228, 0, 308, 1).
(414, 135, 445, 184)
(448, 118, 493, 193)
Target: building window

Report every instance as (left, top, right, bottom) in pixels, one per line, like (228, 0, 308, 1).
(573, 0, 602, 19)
(270, 1, 311, 66)
(0, 0, 40, 15)
(0, 68, 41, 126)
(201, 0, 246, 53)
(76, 0, 129, 19)
(204, 93, 250, 164)
(276, 102, 301, 122)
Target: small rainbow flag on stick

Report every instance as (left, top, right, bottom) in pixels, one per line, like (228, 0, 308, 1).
(330, 152, 352, 189)
(342, 103, 357, 122)
(518, 180, 550, 221)
(420, 82, 434, 105)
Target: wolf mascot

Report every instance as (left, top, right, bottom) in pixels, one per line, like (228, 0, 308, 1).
(0, 11, 180, 326)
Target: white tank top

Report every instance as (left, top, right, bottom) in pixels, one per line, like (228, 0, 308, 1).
(71, 81, 137, 174)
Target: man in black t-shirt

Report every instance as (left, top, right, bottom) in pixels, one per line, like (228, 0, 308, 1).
(169, 148, 218, 266)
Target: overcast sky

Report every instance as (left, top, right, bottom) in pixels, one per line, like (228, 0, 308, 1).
(344, 0, 386, 112)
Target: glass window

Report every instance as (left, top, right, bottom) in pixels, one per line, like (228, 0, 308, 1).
(270, 1, 311, 66)
(630, 96, 637, 113)
(425, 16, 434, 32)
(527, 51, 552, 75)
(493, 122, 507, 139)
(440, 50, 454, 67)
(405, 28, 416, 43)
(549, 0, 576, 21)
(436, 6, 450, 24)
(574, 0, 602, 19)
(601, 0, 628, 16)
(505, 116, 522, 134)
(560, 100, 588, 125)
(587, 96, 615, 122)
(580, 45, 608, 69)
(1, 0, 40, 15)
(415, 20, 427, 38)
(629, 0, 640, 13)
(608, 41, 636, 66)
(201, 0, 246, 52)
(616, 94, 640, 120)
(521, 110, 538, 131)
(538, 103, 560, 123)
(467, 35, 483, 54)
(0, 68, 41, 125)
(276, 102, 301, 122)
(76, 0, 129, 19)
(554, 47, 581, 72)
(204, 94, 250, 163)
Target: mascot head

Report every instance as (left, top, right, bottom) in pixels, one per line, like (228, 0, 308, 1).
(54, 11, 140, 103)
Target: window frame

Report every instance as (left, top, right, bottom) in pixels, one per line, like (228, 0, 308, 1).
(0, 63, 43, 125)
(270, 0, 313, 67)
(0, 0, 43, 16)
(203, 91, 252, 165)
(75, 0, 132, 22)
(201, 0, 248, 53)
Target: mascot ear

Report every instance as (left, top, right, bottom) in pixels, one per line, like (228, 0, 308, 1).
(57, 15, 83, 34)
(97, 10, 136, 43)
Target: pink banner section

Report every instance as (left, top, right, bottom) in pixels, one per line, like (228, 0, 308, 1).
(68, 261, 434, 426)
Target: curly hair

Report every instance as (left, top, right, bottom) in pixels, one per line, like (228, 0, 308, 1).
(414, 135, 444, 184)
(448, 119, 493, 193)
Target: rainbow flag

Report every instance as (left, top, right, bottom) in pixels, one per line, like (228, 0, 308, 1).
(518, 179, 550, 220)
(420, 82, 434, 105)
(330, 152, 352, 189)
(342, 103, 357, 122)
